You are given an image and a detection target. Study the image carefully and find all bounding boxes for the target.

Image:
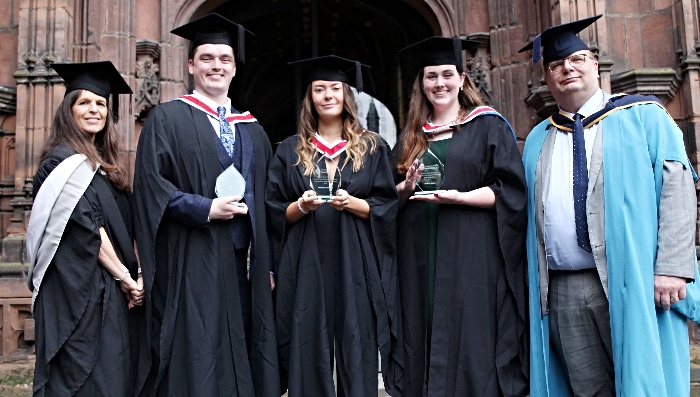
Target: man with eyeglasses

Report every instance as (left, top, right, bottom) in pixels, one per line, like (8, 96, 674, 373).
(520, 15, 699, 397)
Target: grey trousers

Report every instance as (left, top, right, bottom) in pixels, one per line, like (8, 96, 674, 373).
(549, 269, 615, 397)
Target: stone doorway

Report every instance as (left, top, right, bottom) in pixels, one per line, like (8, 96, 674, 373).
(189, 0, 435, 146)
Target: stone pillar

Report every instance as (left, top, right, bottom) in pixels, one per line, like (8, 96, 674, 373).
(673, 0, 700, 172)
(9, 0, 74, 262)
(0, 1, 19, 249)
(488, 0, 539, 148)
(9, 0, 135, 262)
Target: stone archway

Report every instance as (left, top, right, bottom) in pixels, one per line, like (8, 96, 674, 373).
(168, 0, 443, 145)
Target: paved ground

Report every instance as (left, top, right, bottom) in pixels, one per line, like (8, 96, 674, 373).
(7, 357, 390, 396)
(0, 358, 32, 397)
(282, 373, 390, 396)
(3, 352, 697, 396)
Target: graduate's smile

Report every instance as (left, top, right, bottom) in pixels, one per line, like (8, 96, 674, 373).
(207, 72, 226, 79)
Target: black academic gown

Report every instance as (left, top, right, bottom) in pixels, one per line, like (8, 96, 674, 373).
(32, 143, 139, 397)
(267, 135, 401, 397)
(133, 100, 279, 397)
(392, 116, 529, 397)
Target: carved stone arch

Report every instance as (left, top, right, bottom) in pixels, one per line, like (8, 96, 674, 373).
(420, 0, 458, 37)
(170, 0, 227, 35)
(157, 0, 232, 100)
(161, 0, 436, 142)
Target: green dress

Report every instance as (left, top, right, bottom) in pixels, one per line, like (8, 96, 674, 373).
(423, 138, 450, 348)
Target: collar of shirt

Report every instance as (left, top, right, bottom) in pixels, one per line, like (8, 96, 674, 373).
(191, 90, 232, 119)
(559, 88, 604, 119)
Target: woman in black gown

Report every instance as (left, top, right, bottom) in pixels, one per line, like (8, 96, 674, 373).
(27, 61, 142, 397)
(267, 55, 400, 397)
(392, 37, 529, 397)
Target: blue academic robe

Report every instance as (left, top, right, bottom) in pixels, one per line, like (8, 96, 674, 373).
(523, 100, 700, 397)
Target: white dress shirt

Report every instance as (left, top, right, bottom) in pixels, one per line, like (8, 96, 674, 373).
(191, 90, 234, 139)
(545, 89, 605, 271)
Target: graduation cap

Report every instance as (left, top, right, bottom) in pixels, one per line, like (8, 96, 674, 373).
(171, 13, 254, 63)
(50, 61, 132, 123)
(288, 55, 370, 92)
(399, 36, 481, 75)
(518, 15, 602, 64)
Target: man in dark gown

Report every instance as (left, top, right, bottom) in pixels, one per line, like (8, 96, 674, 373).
(133, 13, 279, 397)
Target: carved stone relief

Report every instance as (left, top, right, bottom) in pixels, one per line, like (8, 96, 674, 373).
(135, 40, 162, 123)
(465, 33, 493, 105)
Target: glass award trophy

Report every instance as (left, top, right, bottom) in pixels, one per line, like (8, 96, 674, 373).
(414, 148, 446, 195)
(215, 165, 246, 207)
(310, 159, 341, 202)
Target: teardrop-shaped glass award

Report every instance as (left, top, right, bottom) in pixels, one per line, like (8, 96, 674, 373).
(215, 165, 246, 206)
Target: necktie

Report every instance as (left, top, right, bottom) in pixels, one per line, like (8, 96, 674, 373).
(572, 113, 592, 252)
(217, 106, 235, 157)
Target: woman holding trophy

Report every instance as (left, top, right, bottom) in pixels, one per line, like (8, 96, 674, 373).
(392, 37, 529, 397)
(266, 56, 400, 397)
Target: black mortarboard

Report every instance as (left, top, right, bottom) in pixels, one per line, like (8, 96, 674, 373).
(171, 13, 253, 63)
(518, 15, 602, 64)
(288, 55, 370, 92)
(51, 61, 132, 123)
(399, 36, 481, 75)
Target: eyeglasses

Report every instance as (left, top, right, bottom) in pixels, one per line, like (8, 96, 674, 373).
(547, 53, 594, 74)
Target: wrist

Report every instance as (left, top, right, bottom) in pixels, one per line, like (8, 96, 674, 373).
(401, 179, 414, 193)
(297, 197, 309, 214)
(114, 265, 130, 282)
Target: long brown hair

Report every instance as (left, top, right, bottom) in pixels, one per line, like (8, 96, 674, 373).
(38, 89, 129, 191)
(396, 67, 484, 175)
(295, 82, 378, 174)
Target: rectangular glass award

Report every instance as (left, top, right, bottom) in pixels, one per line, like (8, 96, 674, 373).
(215, 165, 246, 207)
(414, 148, 446, 195)
(310, 162, 341, 202)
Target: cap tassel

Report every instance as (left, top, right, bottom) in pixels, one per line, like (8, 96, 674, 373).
(532, 34, 542, 64)
(354, 61, 363, 92)
(112, 93, 120, 124)
(452, 37, 463, 73)
(237, 24, 245, 64)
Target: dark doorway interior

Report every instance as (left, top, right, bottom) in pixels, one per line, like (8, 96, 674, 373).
(195, 0, 433, 146)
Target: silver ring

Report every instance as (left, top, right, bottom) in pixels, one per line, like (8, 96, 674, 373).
(671, 297, 679, 302)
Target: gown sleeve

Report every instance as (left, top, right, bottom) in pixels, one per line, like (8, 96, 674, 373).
(265, 138, 298, 273)
(482, 115, 530, 395)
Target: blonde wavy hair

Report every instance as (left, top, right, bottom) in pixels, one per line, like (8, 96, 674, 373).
(295, 82, 378, 175)
(396, 67, 484, 175)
